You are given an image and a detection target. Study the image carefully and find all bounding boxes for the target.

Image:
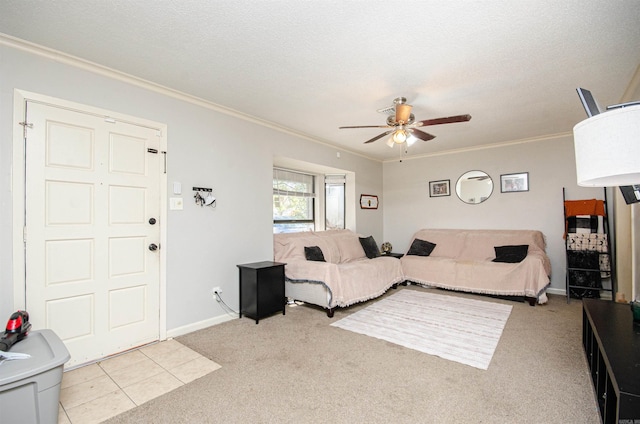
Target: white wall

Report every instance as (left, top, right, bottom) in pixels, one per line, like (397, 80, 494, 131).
(1, 37, 624, 336)
(382, 135, 606, 293)
(0, 41, 383, 332)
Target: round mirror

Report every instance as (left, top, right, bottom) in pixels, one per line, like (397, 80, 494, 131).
(455, 170, 493, 204)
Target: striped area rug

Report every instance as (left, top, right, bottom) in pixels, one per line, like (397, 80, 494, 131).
(331, 289, 512, 370)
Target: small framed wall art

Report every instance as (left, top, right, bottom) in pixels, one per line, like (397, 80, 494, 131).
(429, 179, 451, 197)
(360, 194, 378, 209)
(500, 172, 529, 193)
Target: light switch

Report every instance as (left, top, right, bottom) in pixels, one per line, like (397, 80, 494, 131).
(170, 197, 184, 210)
(173, 182, 182, 195)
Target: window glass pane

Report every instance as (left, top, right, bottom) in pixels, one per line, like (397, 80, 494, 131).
(273, 168, 315, 233)
(273, 194, 313, 222)
(325, 183, 345, 230)
(273, 222, 314, 234)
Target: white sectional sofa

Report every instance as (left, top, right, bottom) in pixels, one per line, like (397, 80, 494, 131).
(400, 228, 551, 304)
(273, 229, 404, 317)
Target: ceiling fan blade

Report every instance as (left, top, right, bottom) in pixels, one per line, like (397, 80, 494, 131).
(339, 125, 392, 129)
(415, 114, 472, 127)
(409, 128, 436, 141)
(364, 130, 394, 144)
(395, 103, 413, 124)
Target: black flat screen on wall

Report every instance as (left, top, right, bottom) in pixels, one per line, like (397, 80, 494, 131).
(620, 185, 640, 204)
(576, 88, 601, 117)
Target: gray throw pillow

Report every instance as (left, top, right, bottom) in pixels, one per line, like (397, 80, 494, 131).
(304, 246, 326, 262)
(359, 236, 381, 259)
(407, 239, 436, 256)
(492, 245, 528, 263)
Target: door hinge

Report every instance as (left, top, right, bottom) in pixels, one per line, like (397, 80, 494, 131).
(162, 151, 167, 174)
(23, 226, 27, 243)
(19, 121, 33, 138)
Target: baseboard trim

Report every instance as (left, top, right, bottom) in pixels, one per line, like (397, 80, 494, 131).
(167, 288, 569, 338)
(166, 313, 238, 339)
(546, 287, 566, 296)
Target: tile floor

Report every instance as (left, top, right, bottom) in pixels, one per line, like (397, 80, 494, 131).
(57, 339, 221, 424)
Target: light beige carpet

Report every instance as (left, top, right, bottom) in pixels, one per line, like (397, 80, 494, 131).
(331, 289, 512, 369)
(104, 287, 601, 424)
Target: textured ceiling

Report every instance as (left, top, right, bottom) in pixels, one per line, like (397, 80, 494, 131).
(1, 1, 639, 161)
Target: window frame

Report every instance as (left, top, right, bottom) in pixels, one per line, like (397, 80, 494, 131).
(324, 174, 346, 230)
(273, 168, 316, 233)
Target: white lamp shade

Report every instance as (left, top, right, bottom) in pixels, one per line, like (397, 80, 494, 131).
(573, 104, 640, 186)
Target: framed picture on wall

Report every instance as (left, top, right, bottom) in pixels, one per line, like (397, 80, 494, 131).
(360, 194, 378, 209)
(429, 180, 450, 197)
(500, 172, 529, 193)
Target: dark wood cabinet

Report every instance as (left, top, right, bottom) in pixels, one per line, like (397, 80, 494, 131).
(237, 261, 286, 324)
(582, 299, 640, 423)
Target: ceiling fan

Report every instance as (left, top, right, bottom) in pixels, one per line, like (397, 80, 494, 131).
(339, 97, 471, 147)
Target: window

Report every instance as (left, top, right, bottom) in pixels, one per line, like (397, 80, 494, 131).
(273, 168, 315, 233)
(325, 175, 345, 230)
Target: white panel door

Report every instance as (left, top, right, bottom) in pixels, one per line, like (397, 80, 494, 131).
(24, 101, 162, 367)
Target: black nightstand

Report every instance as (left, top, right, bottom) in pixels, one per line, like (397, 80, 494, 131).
(237, 261, 286, 324)
(381, 252, 404, 259)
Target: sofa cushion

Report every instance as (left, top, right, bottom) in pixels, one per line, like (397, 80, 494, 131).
(492, 244, 529, 263)
(314, 229, 356, 263)
(274, 232, 315, 262)
(304, 246, 326, 262)
(359, 236, 380, 259)
(407, 239, 437, 256)
(274, 232, 342, 263)
(335, 234, 367, 262)
(410, 229, 466, 258)
(460, 230, 541, 261)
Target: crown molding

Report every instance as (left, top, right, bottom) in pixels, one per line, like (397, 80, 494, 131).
(0, 33, 377, 162)
(383, 132, 573, 163)
(1, 33, 571, 165)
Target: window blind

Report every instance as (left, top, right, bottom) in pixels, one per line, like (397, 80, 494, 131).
(273, 168, 315, 198)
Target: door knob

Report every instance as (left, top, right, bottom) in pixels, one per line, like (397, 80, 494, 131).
(148, 243, 158, 251)
(149, 217, 157, 225)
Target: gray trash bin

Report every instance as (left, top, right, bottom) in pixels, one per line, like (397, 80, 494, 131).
(0, 329, 70, 424)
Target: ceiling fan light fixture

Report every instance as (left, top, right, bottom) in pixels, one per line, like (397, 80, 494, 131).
(339, 96, 471, 150)
(392, 129, 408, 143)
(395, 104, 412, 123)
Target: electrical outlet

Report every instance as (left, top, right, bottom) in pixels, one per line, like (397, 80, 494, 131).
(169, 197, 183, 210)
(211, 287, 222, 302)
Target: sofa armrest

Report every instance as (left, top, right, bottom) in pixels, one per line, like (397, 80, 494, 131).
(283, 260, 340, 285)
(525, 251, 552, 277)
